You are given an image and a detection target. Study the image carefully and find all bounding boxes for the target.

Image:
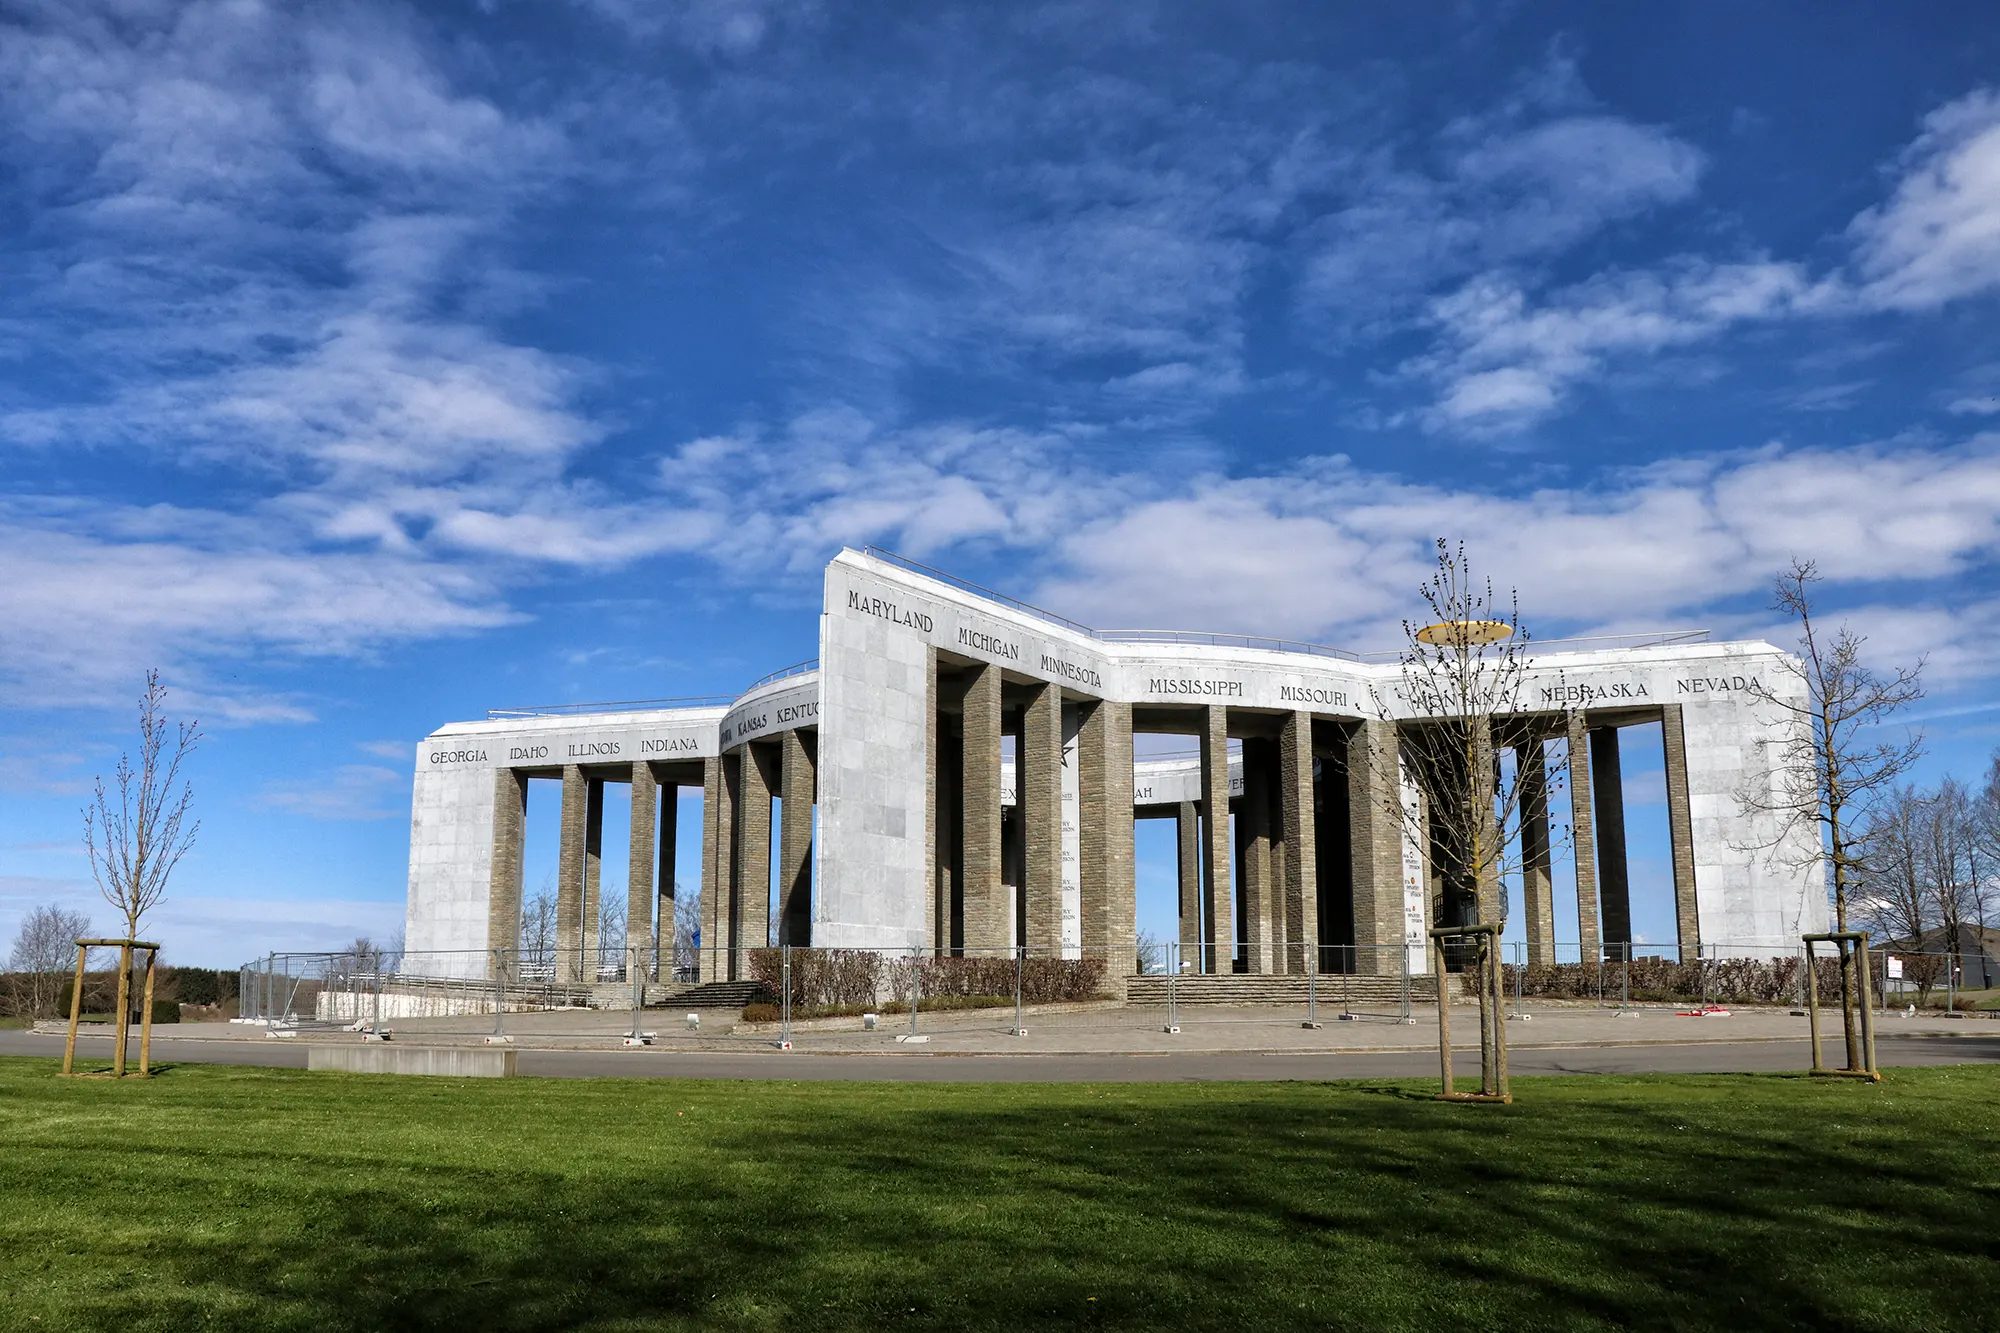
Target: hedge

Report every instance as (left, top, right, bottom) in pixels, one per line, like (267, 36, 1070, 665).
(746, 949, 1108, 1010)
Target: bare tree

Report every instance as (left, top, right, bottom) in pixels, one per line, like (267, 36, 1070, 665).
(82, 670, 202, 941)
(1372, 540, 1566, 1103)
(671, 882, 702, 978)
(520, 882, 557, 977)
(1857, 786, 1943, 1001)
(597, 891, 627, 976)
(1135, 927, 1166, 975)
(1923, 779, 1980, 992)
(1972, 752, 2000, 988)
(1375, 539, 1568, 933)
(1742, 560, 1924, 934)
(1858, 786, 1929, 942)
(7, 905, 93, 1020)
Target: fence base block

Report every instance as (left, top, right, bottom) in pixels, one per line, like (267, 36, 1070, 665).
(308, 1045, 516, 1078)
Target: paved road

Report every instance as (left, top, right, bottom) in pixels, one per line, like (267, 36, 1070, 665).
(7, 1030, 1996, 1082)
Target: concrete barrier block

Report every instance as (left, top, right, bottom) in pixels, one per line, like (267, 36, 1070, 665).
(307, 1044, 516, 1078)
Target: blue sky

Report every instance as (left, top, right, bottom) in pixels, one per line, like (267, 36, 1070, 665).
(3, 1, 1997, 966)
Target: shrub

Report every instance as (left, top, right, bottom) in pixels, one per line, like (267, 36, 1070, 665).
(1478, 955, 1851, 1005)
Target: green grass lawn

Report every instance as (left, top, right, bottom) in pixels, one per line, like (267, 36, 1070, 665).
(2, 1058, 1996, 1331)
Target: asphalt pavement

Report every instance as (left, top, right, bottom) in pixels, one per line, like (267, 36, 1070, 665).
(7, 1029, 1996, 1083)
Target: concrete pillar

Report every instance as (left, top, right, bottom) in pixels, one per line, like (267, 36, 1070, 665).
(960, 664, 1006, 953)
(1591, 726, 1631, 955)
(627, 761, 657, 978)
(556, 764, 588, 984)
(1022, 683, 1064, 954)
(1348, 719, 1404, 976)
(735, 743, 776, 974)
(1280, 711, 1317, 976)
(704, 754, 733, 983)
(582, 779, 604, 976)
(1078, 700, 1134, 991)
(1239, 737, 1274, 974)
(1661, 704, 1701, 959)
(1199, 706, 1232, 974)
(1176, 800, 1199, 968)
(657, 778, 677, 979)
(488, 769, 526, 975)
(924, 649, 943, 954)
(778, 728, 815, 946)
(1567, 712, 1601, 964)
(1517, 740, 1555, 966)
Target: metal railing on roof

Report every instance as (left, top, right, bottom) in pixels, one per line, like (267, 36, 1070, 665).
(859, 548, 1711, 663)
(1514, 628, 1711, 654)
(860, 547, 1102, 637)
(487, 695, 734, 720)
(1099, 628, 1364, 662)
(742, 658, 819, 691)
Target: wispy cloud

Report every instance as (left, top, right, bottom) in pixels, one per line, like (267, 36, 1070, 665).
(257, 764, 408, 821)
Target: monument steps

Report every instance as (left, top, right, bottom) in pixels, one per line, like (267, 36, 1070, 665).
(658, 980, 770, 1009)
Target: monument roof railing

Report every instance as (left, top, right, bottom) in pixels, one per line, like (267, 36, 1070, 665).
(743, 658, 819, 691)
(857, 546, 1712, 663)
(486, 696, 734, 720)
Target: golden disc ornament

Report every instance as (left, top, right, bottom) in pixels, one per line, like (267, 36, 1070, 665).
(1415, 619, 1514, 646)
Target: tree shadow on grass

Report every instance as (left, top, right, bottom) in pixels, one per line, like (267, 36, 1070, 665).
(6, 1068, 1998, 1331)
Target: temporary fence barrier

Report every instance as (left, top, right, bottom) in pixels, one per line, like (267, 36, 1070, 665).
(231, 936, 1987, 1051)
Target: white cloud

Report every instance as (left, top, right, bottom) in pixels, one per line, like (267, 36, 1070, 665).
(1031, 435, 2000, 651)
(257, 764, 408, 820)
(1849, 89, 2000, 311)
(0, 500, 519, 710)
(1409, 261, 1819, 432)
(1302, 64, 1708, 335)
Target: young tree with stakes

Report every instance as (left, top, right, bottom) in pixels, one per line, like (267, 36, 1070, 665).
(1742, 560, 1922, 1066)
(1375, 539, 1568, 1102)
(76, 670, 201, 1076)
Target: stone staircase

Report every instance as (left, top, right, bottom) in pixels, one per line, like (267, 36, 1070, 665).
(654, 979, 771, 1009)
(1125, 973, 1437, 1006)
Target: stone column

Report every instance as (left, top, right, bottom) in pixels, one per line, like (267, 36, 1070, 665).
(1348, 719, 1404, 976)
(925, 649, 942, 953)
(960, 664, 1006, 953)
(1517, 740, 1555, 966)
(1238, 737, 1274, 974)
(488, 769, 526, 977)
(1661, 704, 1701, 958)
(1591, 726, 1630, 955)
(1567, 712, 1601, 964)
(704, 754, 733, 983)
(735, 743, 776, 974)
(627, 761, 658, 979)
(1078, 700, 1135, 992)
(1199, 706, 1232, 973)
(1021, 682, 1064, 954)
(556, 764, 588, 984)
(1280, 712, 1317, 976)
(657, 778, 678, 978)
(582, 779, 604, 977)
(1176, 799, 1199, 969)
(778, 728, 816, 946)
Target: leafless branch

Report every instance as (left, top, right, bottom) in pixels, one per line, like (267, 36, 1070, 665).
(1740, 559, 1924, 930)
(81, 670, 202, 941)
